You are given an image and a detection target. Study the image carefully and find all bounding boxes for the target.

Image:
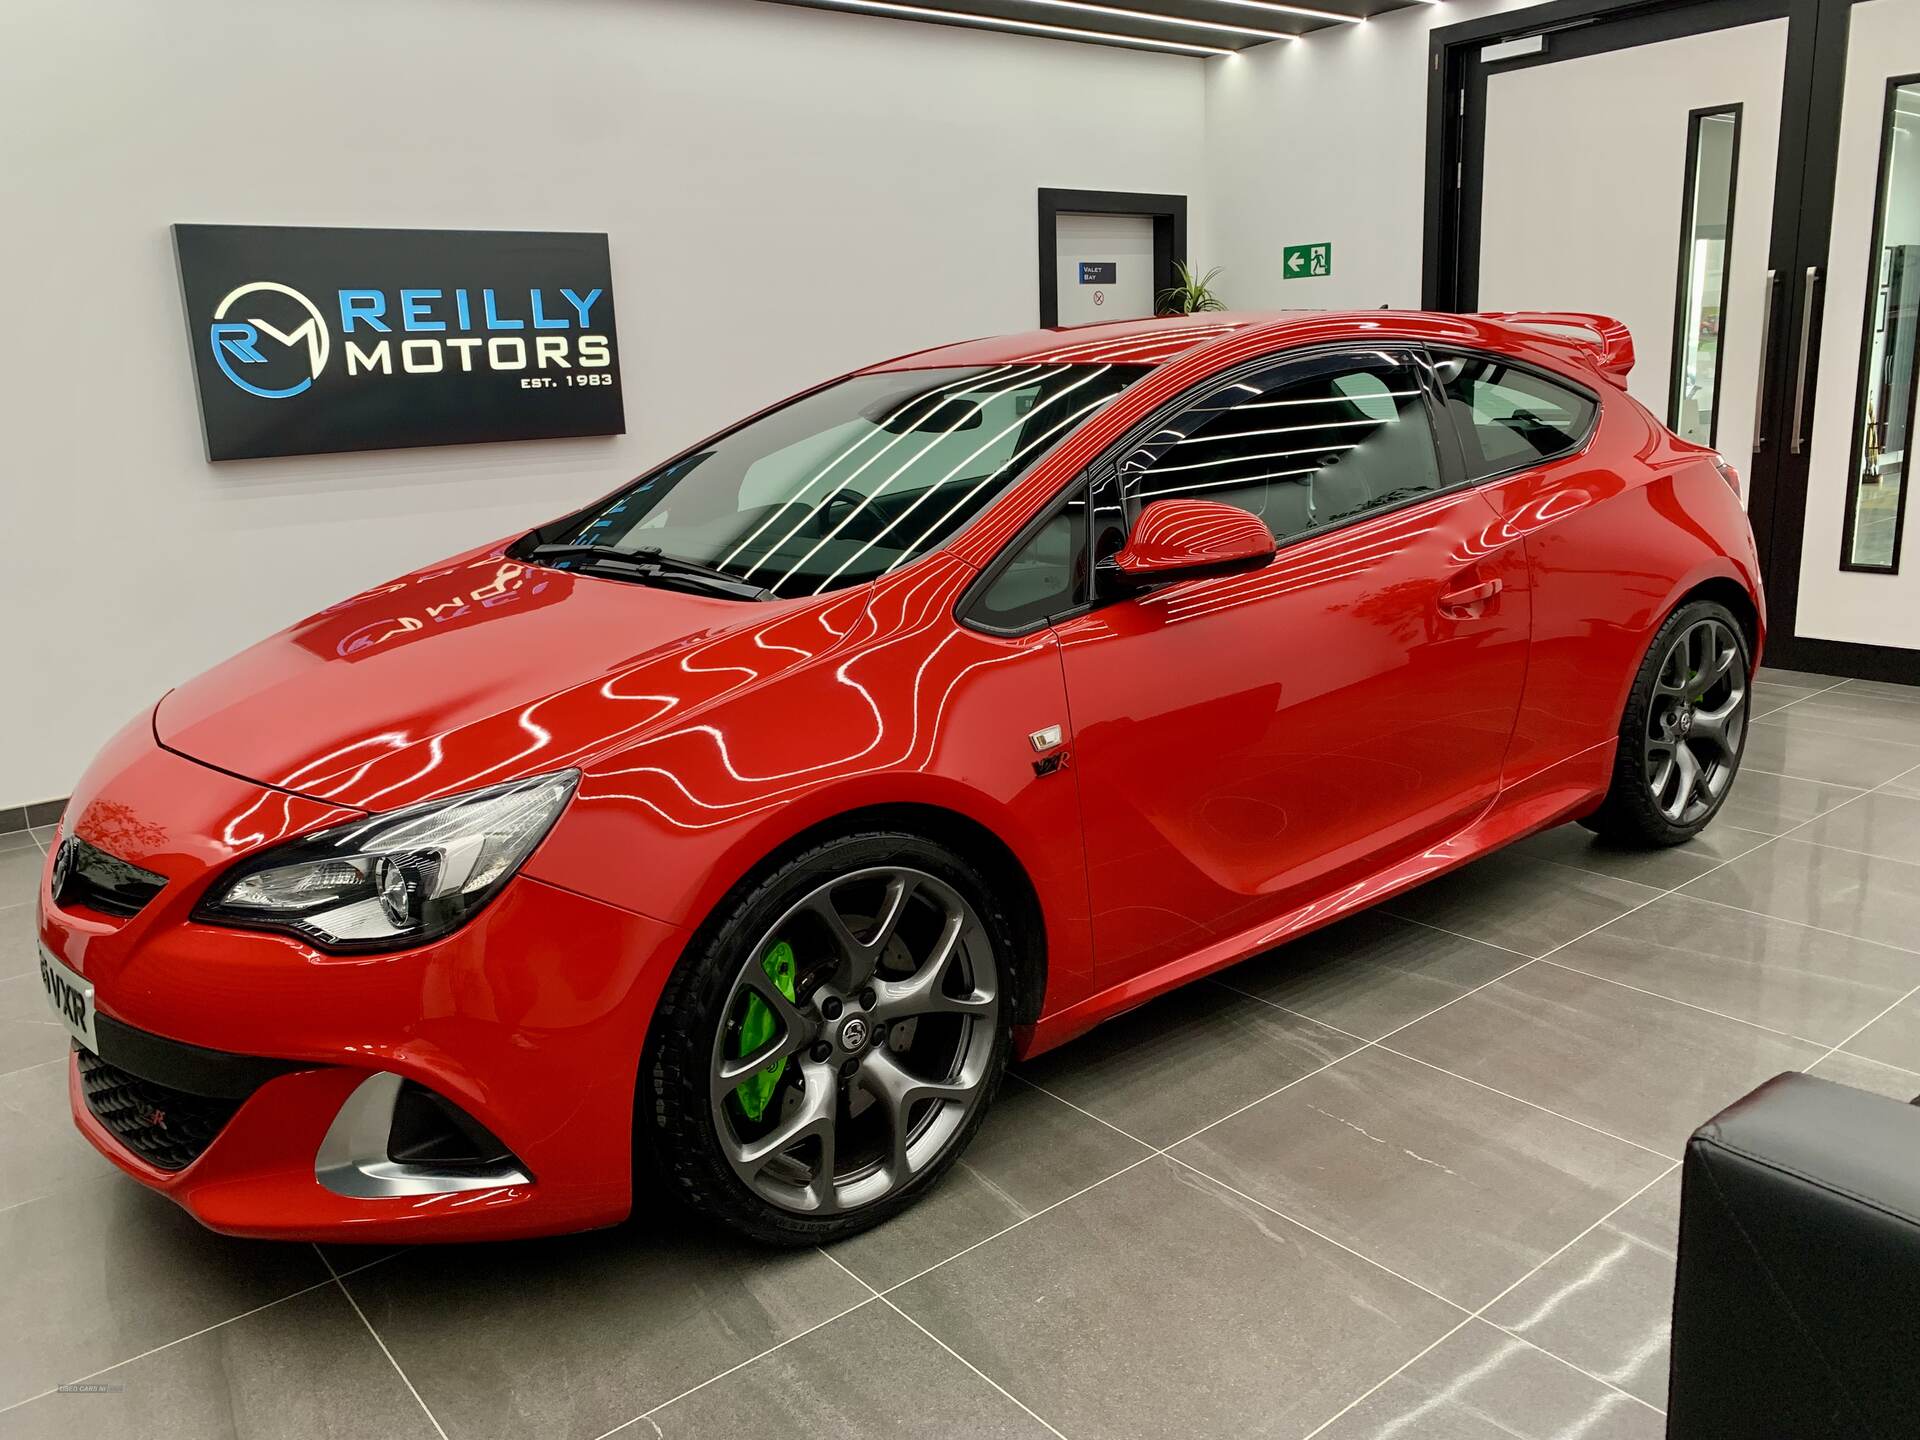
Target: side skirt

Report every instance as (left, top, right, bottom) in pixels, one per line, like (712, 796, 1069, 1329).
(1012, 738, 1617, 1060)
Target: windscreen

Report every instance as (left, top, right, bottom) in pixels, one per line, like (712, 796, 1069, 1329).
(532, 364, 1141, 598)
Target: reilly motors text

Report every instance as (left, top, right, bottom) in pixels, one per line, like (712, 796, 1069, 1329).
(332, 285, 610, 377)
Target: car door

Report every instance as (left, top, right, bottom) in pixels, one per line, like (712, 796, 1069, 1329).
(1426, 349, 1623, 787)
(1033, 347, 1532, 988)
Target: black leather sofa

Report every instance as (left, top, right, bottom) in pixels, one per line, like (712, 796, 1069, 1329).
(1668, 1071, 1920, 1439)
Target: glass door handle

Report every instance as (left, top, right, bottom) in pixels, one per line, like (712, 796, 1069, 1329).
(1790, 266, 1822, 455)
(1753, 269, 1778, 453)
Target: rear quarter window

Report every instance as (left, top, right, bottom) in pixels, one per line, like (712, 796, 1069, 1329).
(1434, 353, 1598, 480)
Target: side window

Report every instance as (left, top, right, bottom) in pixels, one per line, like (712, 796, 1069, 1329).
(1125, 354, 1443, 545)
(1434, 353, 1598, 479)
(969, 495, 1089, 631)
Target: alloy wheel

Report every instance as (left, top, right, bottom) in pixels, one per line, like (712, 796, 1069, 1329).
(707, 866, 999, 1216)
(1644, 616, 1747, 825)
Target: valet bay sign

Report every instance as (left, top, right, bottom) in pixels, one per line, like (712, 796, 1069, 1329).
(174, 224, 625, 460)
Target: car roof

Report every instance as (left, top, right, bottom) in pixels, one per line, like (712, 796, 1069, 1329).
(864, 309, 1623, 389)
(865, 312, 1287, 370)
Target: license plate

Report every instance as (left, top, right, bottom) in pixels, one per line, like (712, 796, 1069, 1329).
(38, 947, 97, 1052)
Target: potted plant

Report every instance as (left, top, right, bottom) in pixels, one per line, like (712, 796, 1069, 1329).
(1158, 262, 1226, 315)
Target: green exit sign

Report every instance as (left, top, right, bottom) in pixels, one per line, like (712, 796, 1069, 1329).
(1283, 242, 1332, 278)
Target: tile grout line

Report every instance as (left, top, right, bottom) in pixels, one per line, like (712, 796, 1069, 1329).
(1294, 1160, 1680, 1440)
(1529, 956, 1835, 1050)
(1509, 824, 1777, 889)
(818, 1247, 1075, 1440)
(316, 1245, 450, 1440)
(1770, 747, 1920, 1072)
(595, 1294, 886, 1438)
(1836, 677, 1920, 706)
(1749, 676, 1855, 722)
(0, 1248, 409, 1418)
(876, 1153, 1161, 1295)
(1369, 912, 1540, 963)
(1737, 766, 1867, 788)
(1787, 831, 1920, 869)
(1364, 751, 1920, 1057)
(1665, 888, 1920, 956)
(1157, 1150, 1475, 1318)
(1207, 979, 1672, 1160)
(1500, 755, 1920, 1049)
(1018, 1063, 1677, 1408)
(1749, 715, 1920, 753)
(1064, 723, 1920, 1432)
(1010, 1070, 1489, 1320)
(1807, 980, 1920, 1075)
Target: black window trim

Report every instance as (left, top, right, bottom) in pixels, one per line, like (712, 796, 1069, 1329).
(959, 342, 1470, 637)
(1666, 103, 1744, 450)
(1837, 70, 1920, 578)
(1421, 344, 1604, 486)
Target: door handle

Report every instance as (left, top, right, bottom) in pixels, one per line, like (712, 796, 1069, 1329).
(1439, 577, 1502, 613)
(1790, 265, 1822, 455)
(1753, 268, 1777, 453)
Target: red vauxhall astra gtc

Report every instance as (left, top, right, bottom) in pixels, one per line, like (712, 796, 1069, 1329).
(38, 310, 1762, 1245)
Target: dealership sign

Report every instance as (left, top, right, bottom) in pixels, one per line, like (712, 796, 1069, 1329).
(173, 224, 624, 460)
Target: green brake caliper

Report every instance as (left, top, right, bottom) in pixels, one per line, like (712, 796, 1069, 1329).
(732, 940, 797, 1122)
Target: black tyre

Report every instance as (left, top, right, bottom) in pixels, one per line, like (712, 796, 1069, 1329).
(1580, 598, 1752, 847)
(642, 831, 1012, 1246)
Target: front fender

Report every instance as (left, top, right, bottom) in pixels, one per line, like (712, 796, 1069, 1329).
(521, 563, 1095, 1018)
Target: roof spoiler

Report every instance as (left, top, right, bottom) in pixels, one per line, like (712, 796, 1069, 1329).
(1480, 312, 1635, 389)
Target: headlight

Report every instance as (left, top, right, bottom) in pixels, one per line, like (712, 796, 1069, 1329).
(196, 770, 579, 952)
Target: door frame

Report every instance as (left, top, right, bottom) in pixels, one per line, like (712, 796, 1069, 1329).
(1422, 0, 1918, 683)
(1037, 188, 1186, 329)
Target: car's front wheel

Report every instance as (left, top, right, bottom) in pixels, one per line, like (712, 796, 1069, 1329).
(1581, 597, 1752, 847)
(643, 832, 1011, 1245)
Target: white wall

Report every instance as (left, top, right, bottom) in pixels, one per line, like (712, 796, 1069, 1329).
(1476, 18, 1787, 462)
(1202, 0, 1536, 311)
(0, 0, 1209, 809)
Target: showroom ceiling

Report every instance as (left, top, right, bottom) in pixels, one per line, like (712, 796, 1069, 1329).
(758, 0, 1434, 55)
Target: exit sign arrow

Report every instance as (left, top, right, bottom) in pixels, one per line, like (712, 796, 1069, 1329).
(1283, 242, 1332, 279)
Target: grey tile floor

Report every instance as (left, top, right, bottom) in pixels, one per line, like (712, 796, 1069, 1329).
(3, 667, 1918, 1439)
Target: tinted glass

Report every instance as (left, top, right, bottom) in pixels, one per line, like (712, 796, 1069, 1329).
(971, 501, 1088, 631)
(1126, 353, 1442, 543)
(536, 364, 1140, 598)
(1845, 78, 1920, 571)
(1671, 108, 1740, 447)
(1436, 353, 1597, 478)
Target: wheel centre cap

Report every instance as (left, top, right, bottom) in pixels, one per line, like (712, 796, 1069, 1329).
(839, 1016, 870, 1051)
(1676, 707, 1695, 737)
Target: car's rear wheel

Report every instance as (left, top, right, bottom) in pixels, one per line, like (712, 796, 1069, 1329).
(643, 832, 1011, 1245)
(1580, 598, 1751, 847)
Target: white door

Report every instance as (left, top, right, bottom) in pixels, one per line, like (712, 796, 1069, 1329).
(1794, 0, 1920, 646)
(1477, 20, 1790, 473)
(1054, 212, 1155, 326)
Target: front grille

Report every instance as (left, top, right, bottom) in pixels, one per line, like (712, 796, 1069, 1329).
(52, 837, 166, 918)
(76, 1046, 240, 1171)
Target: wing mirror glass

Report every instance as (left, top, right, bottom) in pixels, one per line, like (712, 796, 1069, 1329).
(1109, 498, 1276, 584)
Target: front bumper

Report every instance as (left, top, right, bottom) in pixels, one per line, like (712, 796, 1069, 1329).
(41, 717, 690, 1242)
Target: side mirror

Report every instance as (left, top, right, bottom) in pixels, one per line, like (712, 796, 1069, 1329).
(1110, 498, 1275, 584)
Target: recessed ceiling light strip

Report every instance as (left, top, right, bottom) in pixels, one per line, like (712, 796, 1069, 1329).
(1010, 0, 1301, 40)
(1199, 0, 1366, 24)
(797, 0, 1242, 54)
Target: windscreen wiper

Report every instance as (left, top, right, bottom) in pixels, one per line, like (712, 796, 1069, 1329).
(519, 542, 773, 600)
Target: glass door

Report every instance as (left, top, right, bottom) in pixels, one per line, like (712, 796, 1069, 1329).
(1472, 15, 1791, 473)
(1429, 0, 1920, 681)
(1781, 0, 1920, 671)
